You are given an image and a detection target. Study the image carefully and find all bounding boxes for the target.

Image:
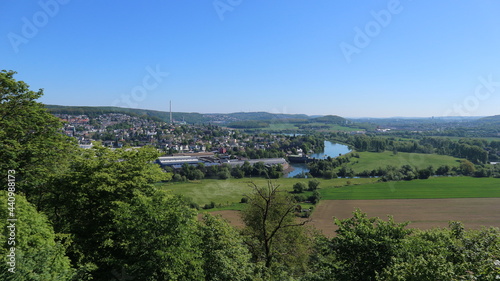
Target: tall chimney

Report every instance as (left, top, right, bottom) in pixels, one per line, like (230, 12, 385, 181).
(170, 100, 172, 125)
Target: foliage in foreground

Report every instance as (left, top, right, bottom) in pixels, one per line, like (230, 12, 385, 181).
(0, 191, 74, 281)
(305, 210, 500, 281)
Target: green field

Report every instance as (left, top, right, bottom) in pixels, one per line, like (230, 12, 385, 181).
(320, 177, 500, 200)
(259, 122, 364, 132)
(264, 123, 299, 131)
(344, 151, 462, 173)
(157, 177, 377, 206)
(158, 176, 500, 209)
(303, 123, 363, 132)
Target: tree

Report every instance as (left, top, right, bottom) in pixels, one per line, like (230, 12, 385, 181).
(308, 179, 321, 191)
(218, 167, 231, 179)
(108, 190, 204, 281)
(378, 222, 500, 280)
(191, 169, 205, 180)
(459, 159, 476, 176)
(231, 166, 245, 178)
(39, 145, 170, 278)
(0, 191, 74, 281)
(198, 214, 254, 281)
(330, 210, 412, 281)
(309, 190, 321, 204)
(293, 182, 306, 193)
(241, 181, 311, 275)
(0, 70, 77, 201)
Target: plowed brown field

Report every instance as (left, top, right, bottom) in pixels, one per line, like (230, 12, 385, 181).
(206, 198, 500, 237)
(309, 198, 500, 237)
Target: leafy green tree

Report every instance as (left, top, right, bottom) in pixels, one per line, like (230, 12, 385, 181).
(218, 167, 231, 179)
(0, 70, 77, 201)
(330, 210, 412, 281)
(198, 214, 254, 281)
(308, 179, 320, 191)
(231, 166, 245, 178)
(40, 145, 170, 278)
(293, 182, 306, 193)
(108, 190, 204, 281)
(191, 169, 205, 180)
(0, 191, 74, 280)
(309, 190, 321, 204)
(459, 159, 476, 175)
(241, 181, 311, 276)
(378, 222, 500, 280)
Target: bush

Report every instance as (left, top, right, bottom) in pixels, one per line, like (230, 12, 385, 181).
(308, 179, 320, 191)
(203, 201, 216, 209)
(218, 169, 231, 180)
(240, 197, 248, 203)
(293, 194, 307, 202)
(293, 182, 306, 193)
(172, 173, 183, 182)
(309, 190, 321, 204)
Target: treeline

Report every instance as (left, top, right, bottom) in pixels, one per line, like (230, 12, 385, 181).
(307, 153, 500, 180)
(168, 161, 285, 181)
(330, 133, 497, 164)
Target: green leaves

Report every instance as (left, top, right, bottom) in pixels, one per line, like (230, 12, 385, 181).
(110, 191, 203, 281)
(0, 191, 74, 281)
(331, 210, 412, 281)
(199, 214, 254, 281)
(0, 70, 77, 199)
(241, 181, 311, 277)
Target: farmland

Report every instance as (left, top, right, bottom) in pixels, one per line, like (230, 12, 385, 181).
(157, 177, 377, 207)
(165, 176, 500, 237)
(320, 177, 500, 200)
(309, 198, 500, 237)
(340, 151, 462, 173)
(159, 176, 500, 207)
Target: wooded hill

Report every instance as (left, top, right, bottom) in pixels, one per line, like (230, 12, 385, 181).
(45, 105, 352, 127)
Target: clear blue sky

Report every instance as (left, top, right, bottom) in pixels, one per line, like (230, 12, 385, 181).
(2, 0, 500, 117)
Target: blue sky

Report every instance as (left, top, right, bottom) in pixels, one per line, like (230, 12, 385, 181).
(2, 0, 500, 117)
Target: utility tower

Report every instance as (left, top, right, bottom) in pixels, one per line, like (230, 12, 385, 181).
(169, 100, 173, 125)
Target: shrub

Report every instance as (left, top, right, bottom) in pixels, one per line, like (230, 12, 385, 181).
(308, 179, 320, 191)
(293, 182, 306, 193)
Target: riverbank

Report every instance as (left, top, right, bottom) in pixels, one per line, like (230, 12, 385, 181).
(285, 141, 351, 178)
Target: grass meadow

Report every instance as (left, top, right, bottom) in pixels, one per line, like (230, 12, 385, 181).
(157, 176, 500, 210)
(344, 151, 462, 173)
(320, 177, 500, 200)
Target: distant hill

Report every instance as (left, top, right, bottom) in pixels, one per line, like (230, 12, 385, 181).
(477, 115, 500, 124)
(45, 105, 205, 123)
(310, 115, 349, 125)
(45, 105, 321, 124)
(226, 112, 310, 121)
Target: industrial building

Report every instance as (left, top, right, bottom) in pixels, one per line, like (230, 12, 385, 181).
(156, 155, 289, 170)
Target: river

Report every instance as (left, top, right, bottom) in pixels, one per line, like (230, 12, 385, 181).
(285, 141, 351, 178)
